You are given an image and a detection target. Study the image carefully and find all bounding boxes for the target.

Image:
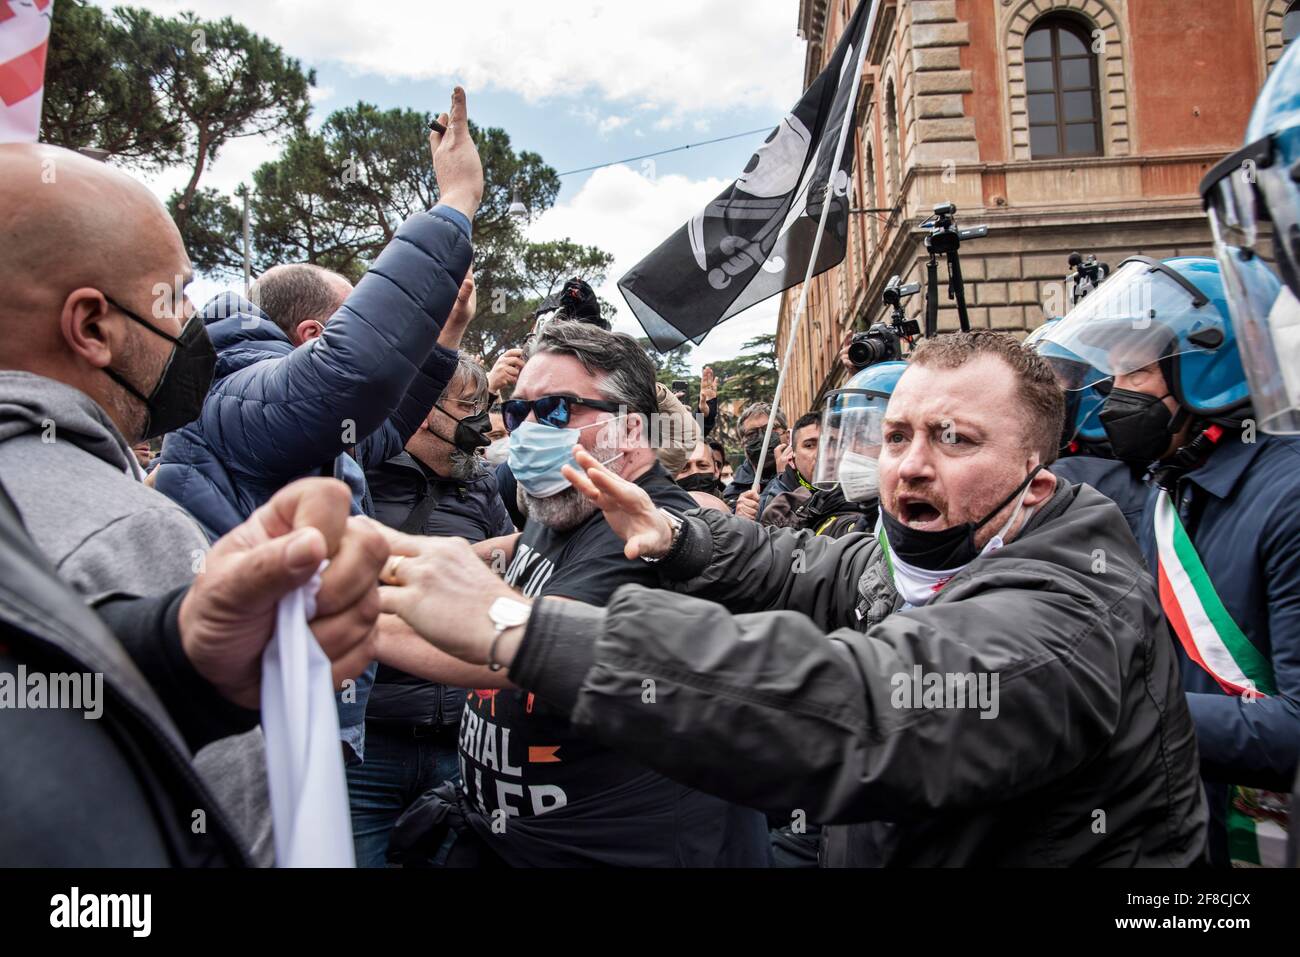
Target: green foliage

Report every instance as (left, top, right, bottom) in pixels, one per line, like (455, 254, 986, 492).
(710, 332, 779, 405)
(40, 2, 185, 167)
(636, 338, 694, 391)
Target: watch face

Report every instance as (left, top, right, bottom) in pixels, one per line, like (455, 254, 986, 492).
(490, 596, 532, 627)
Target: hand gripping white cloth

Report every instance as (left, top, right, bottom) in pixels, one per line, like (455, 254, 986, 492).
(261, 564, 356, 867)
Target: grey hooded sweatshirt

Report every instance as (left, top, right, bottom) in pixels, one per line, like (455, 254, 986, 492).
(0, 371, 272, 864)
(0, 372, 208, 601)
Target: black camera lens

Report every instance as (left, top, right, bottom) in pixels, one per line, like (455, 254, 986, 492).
(847, 333, 889, 367)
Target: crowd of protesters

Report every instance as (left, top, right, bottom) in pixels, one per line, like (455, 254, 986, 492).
(1, 58, 1298, 870)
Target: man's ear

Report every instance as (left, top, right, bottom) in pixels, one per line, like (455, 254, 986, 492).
(1024, 461, 1058, 508)
(60, 288, 118, 369)
(295, 319, 325, 344)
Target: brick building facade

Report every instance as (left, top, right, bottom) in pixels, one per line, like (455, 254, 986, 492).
(776, 0, 1297, 417)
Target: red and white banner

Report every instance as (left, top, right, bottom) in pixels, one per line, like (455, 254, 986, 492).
(0, 0, 53, 143)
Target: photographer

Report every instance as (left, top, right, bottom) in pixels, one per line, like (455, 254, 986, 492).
(373, 331, 1207, 867)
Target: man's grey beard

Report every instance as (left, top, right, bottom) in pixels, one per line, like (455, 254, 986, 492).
(522, 437, 623, 532)
(522, 484, 598, 532)
(446, 447, 480, 482)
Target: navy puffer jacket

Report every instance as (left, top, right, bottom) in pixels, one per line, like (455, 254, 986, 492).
(154, 205, 472, 762)
(155, 205, 473, 539)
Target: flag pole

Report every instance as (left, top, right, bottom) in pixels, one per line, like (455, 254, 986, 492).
(751, 29, 872, 497)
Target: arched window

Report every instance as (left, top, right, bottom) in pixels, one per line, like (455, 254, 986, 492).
(1025, 15, 1103, 158)
(1286, 2, 1300, 45)
(884, 81, 901, 196)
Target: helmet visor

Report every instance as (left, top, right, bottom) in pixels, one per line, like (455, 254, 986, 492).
(1202, 132, 1300, 433)
(1208, 238, 1300, 434)
(812, 390, 887, 490)
(1034, 258, 1216, 389)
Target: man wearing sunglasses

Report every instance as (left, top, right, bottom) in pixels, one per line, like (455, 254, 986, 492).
(382, 319, 768, 867)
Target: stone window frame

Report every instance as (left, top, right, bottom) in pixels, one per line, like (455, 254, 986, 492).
(1004, 0, 1130, 161)
(1262, 0, 1300, 73)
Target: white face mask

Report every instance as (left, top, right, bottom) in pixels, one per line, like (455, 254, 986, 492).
(838, 450, 880, 502)
(483, 436, 510, 466)
(876, 482, 1037, 608)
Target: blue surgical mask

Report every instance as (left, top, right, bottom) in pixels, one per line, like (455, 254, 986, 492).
(508, 417, 625, 498)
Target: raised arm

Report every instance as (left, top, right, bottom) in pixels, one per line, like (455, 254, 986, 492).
(219, 89, 483, 482)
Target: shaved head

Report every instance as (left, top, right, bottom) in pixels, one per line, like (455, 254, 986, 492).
(0, 144, 194, 442)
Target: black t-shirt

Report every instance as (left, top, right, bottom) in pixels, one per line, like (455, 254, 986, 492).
(457, 463, 768, 866)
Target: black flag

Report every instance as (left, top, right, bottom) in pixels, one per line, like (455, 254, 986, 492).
(619, 0, 873, 351)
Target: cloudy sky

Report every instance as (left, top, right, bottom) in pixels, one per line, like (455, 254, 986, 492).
(92, 0, 808, 370)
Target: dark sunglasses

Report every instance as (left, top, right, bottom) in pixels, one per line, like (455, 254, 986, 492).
(502, 394, 621, 432)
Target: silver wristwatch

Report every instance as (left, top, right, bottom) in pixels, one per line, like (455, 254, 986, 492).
(640, 507, 683, 563)
(487, 596, 532, 671)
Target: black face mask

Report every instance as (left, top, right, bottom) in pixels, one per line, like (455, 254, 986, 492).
(433, 403, 491, 453)
(1099, 389, 1178, 467)
(678, 472, 722, 495)
(102, 297, 216, 441)
(879, 465, 1044, 572)
(744, 434, 777, 479)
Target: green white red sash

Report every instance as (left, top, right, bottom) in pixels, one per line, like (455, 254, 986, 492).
(1153, 489, 1287, 866)
(1153, 491, 1275, 697)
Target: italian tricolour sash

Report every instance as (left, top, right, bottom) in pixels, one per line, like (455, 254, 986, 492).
(1153, 490, 1289, 866)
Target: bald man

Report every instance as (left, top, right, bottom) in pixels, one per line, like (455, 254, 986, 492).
(0, 145, 386, 866)
(0, 143, 213, 603)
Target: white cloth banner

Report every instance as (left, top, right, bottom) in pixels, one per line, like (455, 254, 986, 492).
(0, 0, 53, 144)
(261, 564, 356, 867)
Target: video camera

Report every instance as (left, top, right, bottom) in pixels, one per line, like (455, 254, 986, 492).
(923, 203, 989, 256)
(919, 202, 987, 336)
(847, 275, 921, 368)
(1066, 252, 1110, 304)
(532, 277, 610, 331)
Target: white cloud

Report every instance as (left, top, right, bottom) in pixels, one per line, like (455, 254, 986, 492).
(597, 115, 630, 136)
(94, 0, 805, 117)
(569, 106, 631, 138)
(526, 164, 778, 373)
(138, 129, 284, 204)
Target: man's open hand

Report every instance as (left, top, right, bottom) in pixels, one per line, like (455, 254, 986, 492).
(698, 366, 717, 413)
(560, 446, 674, 560)
(178, 478, 387, 709)
(429, 86, 484, 220)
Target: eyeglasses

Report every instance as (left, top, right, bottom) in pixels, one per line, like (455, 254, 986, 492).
(501, 394, 621, 432)
(440, 396, 486, 418)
